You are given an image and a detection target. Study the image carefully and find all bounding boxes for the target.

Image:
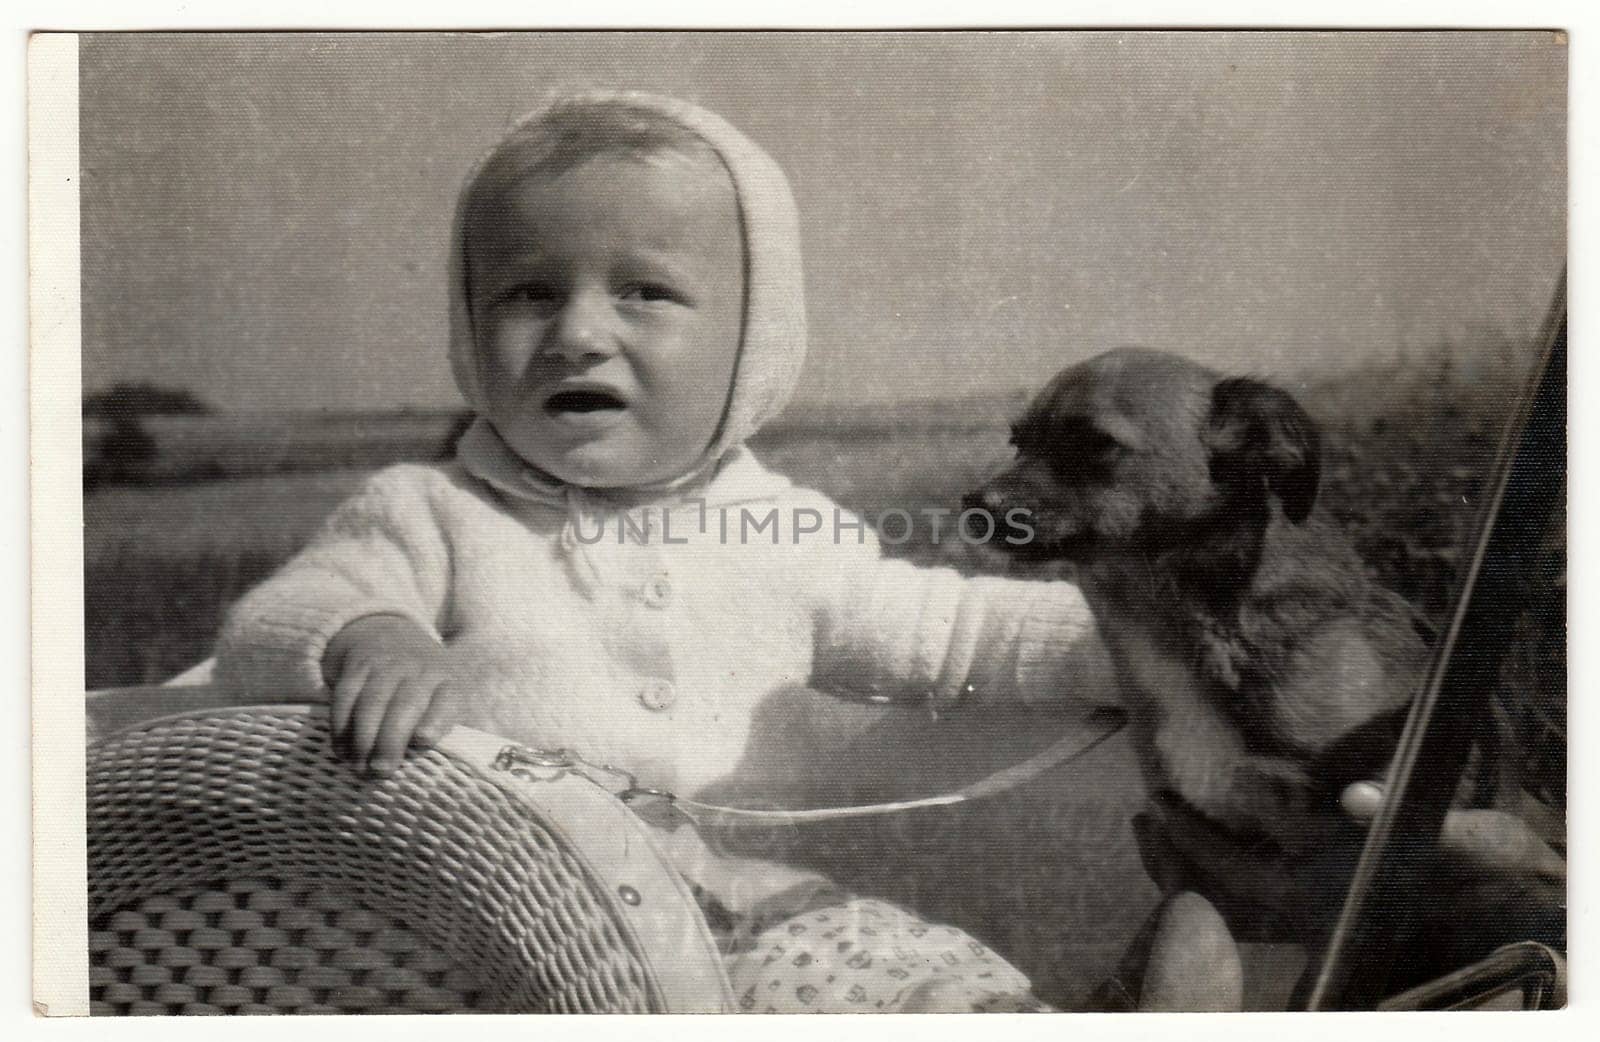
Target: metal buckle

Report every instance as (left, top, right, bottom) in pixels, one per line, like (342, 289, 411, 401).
(570, 756, 642, 795)
(492, 744, 579, 781)
(491, 744, 694, 831)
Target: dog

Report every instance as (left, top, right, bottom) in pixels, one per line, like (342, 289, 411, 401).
(968, 348, 1426, 856)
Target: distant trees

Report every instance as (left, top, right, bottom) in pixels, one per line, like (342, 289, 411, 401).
(84, 383, 213, 421)
(83, 383, 213, 491)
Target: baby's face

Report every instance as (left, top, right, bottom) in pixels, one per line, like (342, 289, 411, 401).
(466, 153, 743, 488)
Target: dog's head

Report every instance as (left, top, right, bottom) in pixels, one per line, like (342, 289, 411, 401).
(969, 348, 1321, 565)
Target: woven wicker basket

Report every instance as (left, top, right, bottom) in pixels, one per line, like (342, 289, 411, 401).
(88, 700, 733, 1014)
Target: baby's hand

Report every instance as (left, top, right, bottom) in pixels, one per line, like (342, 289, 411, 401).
(322, 615, 465, 776)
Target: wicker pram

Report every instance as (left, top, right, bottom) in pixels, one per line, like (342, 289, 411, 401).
(87, 694, 734, 1014)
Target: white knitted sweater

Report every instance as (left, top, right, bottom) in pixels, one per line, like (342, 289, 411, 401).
(214, 449, 1112, 803)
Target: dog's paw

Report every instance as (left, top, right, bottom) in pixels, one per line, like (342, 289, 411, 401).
(1216, 756, 1343, 854)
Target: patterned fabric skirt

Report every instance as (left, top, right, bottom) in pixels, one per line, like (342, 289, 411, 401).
(695, 883, 1053, 1013)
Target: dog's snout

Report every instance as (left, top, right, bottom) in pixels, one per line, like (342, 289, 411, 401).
(960, 489, 1001, 542)
(961, 488, 998, 514)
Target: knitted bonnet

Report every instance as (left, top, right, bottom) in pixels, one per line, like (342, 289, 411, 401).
(447, 90, 807, 478)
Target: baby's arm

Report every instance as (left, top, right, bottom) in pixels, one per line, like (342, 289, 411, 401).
(214, 465, 458, 770)
(809, 525, 1115, 711)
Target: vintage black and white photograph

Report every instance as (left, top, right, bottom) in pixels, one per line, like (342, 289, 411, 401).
(41, 29, 1566, 1015)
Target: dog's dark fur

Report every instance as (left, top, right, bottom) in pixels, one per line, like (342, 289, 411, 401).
(971, 348, 1426, 853)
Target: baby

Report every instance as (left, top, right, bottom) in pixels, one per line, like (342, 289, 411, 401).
(215, 90, 1116, 1013)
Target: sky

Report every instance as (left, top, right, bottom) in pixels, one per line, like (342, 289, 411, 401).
(77, 31, 1566, 412)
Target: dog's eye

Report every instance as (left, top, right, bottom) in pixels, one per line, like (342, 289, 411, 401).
(1040, 428, 1123, 480)
(1082, 429, 1121, 456)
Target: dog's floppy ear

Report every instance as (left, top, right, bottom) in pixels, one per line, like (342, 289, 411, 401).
(1204, 377, 1321, 523)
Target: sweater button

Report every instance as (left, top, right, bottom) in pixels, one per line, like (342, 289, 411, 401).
(639, 678, 676, 711)
(641, 572, 673, 608)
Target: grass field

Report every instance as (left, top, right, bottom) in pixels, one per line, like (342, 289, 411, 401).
(82, 361, 1562, 1008)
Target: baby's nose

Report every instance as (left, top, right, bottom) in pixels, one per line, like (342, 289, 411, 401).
(547, 292, 617, 360)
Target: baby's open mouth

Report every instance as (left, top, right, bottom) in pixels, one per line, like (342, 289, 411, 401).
(546, 389, 627, 413)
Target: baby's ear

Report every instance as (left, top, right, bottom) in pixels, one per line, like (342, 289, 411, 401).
(1203, 377, 1321, 523)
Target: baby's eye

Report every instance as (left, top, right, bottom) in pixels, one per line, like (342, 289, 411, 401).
(619, 282, 685, 305)
(495, 283, 563, 312)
